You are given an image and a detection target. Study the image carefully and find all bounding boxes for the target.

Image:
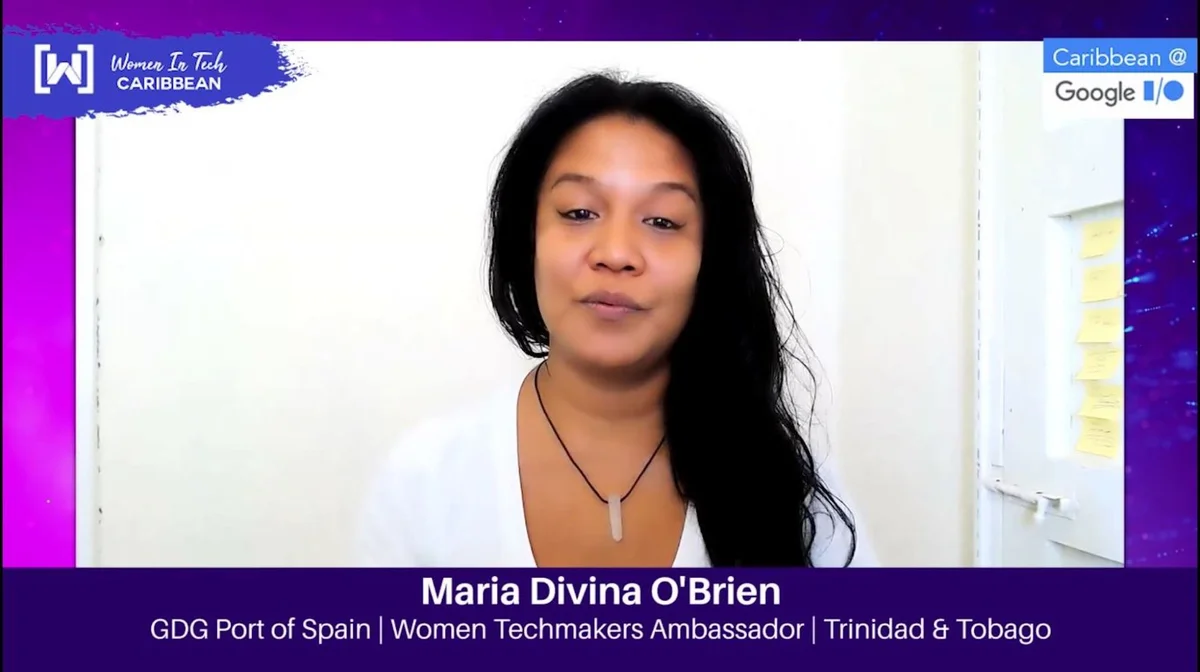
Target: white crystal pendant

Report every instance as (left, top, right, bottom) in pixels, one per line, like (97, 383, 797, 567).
(607, 494, 623, 542)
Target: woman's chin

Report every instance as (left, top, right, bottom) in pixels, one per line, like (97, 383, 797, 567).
(573, 343, 655, 373)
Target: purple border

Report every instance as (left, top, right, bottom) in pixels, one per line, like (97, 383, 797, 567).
(2, 118, 76, 568)
(1124, 120, 1198, 566)
(2, 0, 1196, 568)
(3, 569, 1198, 669)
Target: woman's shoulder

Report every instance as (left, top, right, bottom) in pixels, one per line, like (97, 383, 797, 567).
(375, 383, 517, 485)
(809, 454, 879, 568)
(355, 382, 519, 567)
(356, 381, 519, 562)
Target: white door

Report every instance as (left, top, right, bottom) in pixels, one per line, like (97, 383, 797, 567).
(975, 43, 1125, 568)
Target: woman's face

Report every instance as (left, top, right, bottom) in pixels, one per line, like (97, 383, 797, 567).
(534, 114, 703, 372)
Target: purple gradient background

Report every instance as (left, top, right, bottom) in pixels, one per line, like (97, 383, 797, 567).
(2, 0, 1197, 568)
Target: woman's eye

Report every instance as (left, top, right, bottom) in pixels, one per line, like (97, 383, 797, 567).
(559, 209, 596, 221)
(645, 217, 680, 230)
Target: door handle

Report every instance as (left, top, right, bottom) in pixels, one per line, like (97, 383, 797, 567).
(983, 478, 1078, 523)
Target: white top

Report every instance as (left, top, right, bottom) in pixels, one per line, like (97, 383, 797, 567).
(356, 373, 876, 568)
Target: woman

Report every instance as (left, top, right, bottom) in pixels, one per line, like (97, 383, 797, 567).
(358, 72, 873, 568)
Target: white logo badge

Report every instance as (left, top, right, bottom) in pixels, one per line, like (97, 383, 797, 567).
(34, 44, 96, 95)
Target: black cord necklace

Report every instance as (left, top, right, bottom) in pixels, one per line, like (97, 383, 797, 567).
(533, 362, 666, 543)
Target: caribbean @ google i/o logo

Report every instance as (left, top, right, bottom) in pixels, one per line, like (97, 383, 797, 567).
(1041, 37, 1196, 124)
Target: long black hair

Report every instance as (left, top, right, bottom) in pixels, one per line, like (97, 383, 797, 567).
(487, 72, 857, 567)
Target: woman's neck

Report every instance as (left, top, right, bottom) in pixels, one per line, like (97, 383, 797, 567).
(536, 355, 667, 449)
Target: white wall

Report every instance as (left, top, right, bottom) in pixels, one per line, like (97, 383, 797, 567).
(837, 43, 979, 566)
(85, 42, 980, 567)
(976, 43, 1125, 568)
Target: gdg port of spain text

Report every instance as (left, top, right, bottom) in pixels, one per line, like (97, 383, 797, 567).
(150, 616, 1052, 645)
(148, 575, 1050, 645)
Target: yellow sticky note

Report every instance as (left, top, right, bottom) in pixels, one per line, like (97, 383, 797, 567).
(1081, 263, 1125, 303)
(1076, 308, 1123, 343)
(1079, 382, 1124, 421)
(1075, 416, 1120, 458)
(1076, 346, 1122, 380)
(1080, 219, 1122, 259)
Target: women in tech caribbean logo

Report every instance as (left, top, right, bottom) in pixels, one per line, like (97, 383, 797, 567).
(4, 28, 311, 119)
